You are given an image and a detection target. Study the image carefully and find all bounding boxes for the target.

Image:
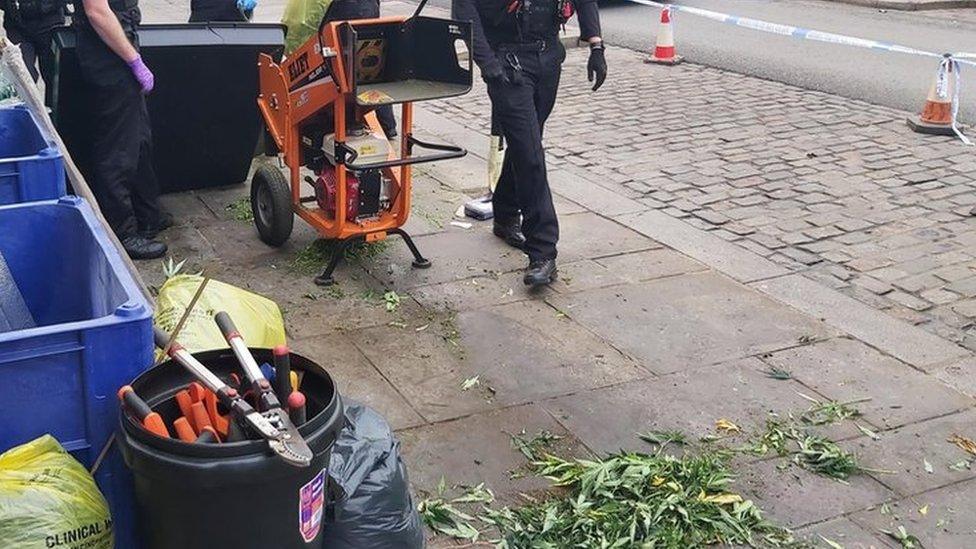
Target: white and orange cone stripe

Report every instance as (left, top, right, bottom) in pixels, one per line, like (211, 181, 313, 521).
(645, 6, 683, 65)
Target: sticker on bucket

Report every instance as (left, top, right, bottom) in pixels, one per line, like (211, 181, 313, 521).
(299, 469, 326, 543)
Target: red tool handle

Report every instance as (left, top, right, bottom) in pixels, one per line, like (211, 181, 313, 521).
(273, 345, 292, 410)
(287, 391, 307, 426)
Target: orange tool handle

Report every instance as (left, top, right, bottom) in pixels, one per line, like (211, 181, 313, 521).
(188, 382, 207, 403)
(118, 386, 171, 438)
(173, 417, 197, 443)
(191, 401, 215, 438)
(175, 390, 195, 429)
(204, 390, 231, 438)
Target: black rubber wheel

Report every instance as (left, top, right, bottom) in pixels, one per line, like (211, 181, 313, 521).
(251, 163, 293, 247)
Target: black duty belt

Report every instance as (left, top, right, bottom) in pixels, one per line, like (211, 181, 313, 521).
(496, 39, 555, 52)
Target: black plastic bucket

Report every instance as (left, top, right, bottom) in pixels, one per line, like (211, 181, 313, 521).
(118, 349, 344, 549)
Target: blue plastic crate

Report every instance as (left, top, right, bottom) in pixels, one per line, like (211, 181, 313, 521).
(0, 104, 65, 205)
(0, 196, 152, 548)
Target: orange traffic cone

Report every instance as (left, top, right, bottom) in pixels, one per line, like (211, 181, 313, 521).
(907, 56, 959, 136)
(645, 7, 683, 65)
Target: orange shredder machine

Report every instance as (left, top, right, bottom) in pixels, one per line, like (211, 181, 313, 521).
(252, 6, 473, 285)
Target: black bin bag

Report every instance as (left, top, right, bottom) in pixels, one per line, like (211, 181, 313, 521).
(324, 403, 425, 549)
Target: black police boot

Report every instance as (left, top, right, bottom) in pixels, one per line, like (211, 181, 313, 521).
(493, 218, 525, 249)
(523, 258, 557, 287)
(140, 212, 174, 239)
(122, 235, 168, 260)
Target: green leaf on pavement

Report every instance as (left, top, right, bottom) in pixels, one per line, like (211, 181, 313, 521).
(509, 429, 562, 462)
(819, 535, 844, 549)
(856, 423, 881, 441)
(763, 366, 793, 380)
(460, 375, 480, 391)
(883, 525, 921, 549)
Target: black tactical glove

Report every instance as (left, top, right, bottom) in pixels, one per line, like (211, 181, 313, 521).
(587, 43, 607, 92)
(482, 62, 509, 85)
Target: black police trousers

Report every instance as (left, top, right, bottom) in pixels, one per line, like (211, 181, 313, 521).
(5, 26, 56, 104)
(89, 77, 160, 238)
(487, 39, 564, 262)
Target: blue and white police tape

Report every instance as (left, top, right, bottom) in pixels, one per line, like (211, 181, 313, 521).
(627, 0, 946, 58)
(935, 55, 972, 146)
(624, 0, 974, 144)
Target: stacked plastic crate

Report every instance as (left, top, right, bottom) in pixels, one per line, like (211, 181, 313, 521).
(0, 102, 152, 547)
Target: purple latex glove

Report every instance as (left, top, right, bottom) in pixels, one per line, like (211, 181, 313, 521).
(127, 55, 155, 94)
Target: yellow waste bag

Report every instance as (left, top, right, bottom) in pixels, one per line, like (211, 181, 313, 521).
(282, 0, 334, 53)
(154, 274, 286, 359)
(0, 435, 113, 549)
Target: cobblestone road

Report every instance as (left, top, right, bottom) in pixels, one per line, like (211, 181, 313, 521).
(425, 45, 976, 351)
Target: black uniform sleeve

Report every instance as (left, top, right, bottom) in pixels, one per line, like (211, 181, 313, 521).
(575, 0, 602, 41)
(454, 0, 502, 77)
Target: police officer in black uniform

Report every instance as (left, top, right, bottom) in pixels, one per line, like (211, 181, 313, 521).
(455, 0, 606, 286)
(188, 0, 254, 23)
(1, 0, 65, 103)
(73, 0, 169, 259)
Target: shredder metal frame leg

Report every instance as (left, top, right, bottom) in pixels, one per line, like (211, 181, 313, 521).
(314, 236, 364, 286)
(389, 228, 431, 269)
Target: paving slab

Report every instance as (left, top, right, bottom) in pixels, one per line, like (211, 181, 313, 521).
(402, 180, 473, 237)
(408, 270, 531, 312)
(397, 404, 593, 505)
(158, 191, 220, 227)
(258, 271, 427, 340)
(795, 517, 895, 549)
(753, 274, 972, 371)
(849, 479, 976, 549)
(549, 168, 648, 217)
(552, 194, 589, 216)
(738, 458, 894, 527)
(761, 338, 974, 430)
(616, 209, 790, 283)
(543, 358, 843, 455)
(363, 227, 526, 290)
(549, 259, 630, 294)
(593, 248, 708, 284)
(935, 357, 976, 399)
(351, 322, 497, 422)
(354, 301, 646, 422)
(195, 219, 290, 266)
(557, 212, 658, 262)
(193, 183, 255, 223)
(846, 410, 976, 497)
(413, 107, 490, 165)
(414, 155, 487, 194)
(290, 332, 425, 430)
(547, 272, 835, 375)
